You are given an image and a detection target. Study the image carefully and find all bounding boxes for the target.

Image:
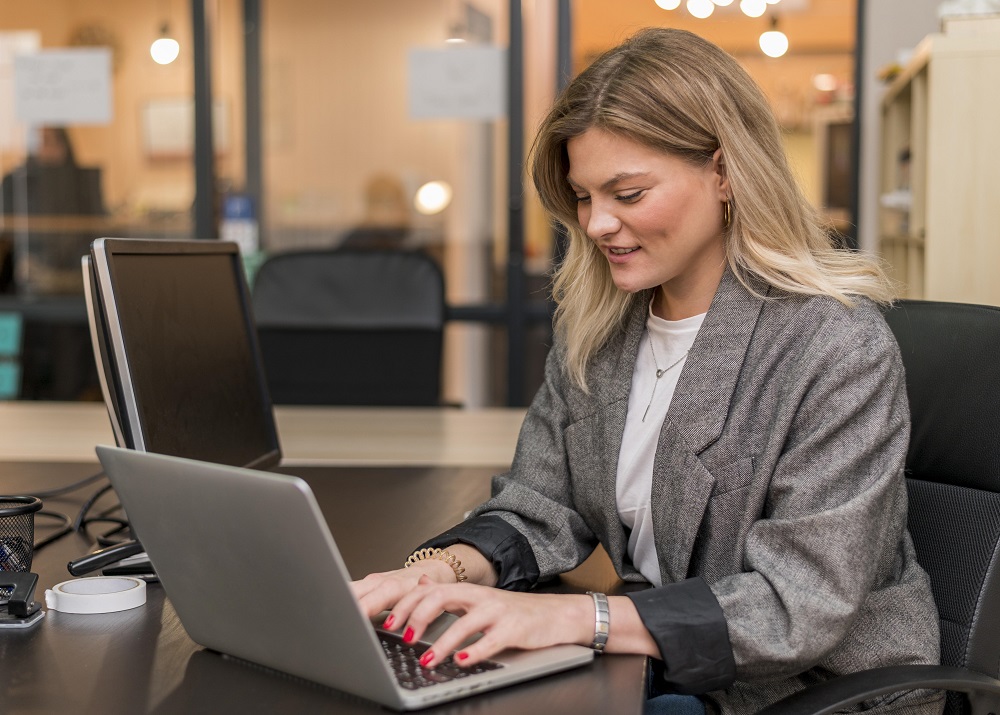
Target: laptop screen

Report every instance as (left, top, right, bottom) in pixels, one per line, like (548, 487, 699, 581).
(89, 238, 281, 470)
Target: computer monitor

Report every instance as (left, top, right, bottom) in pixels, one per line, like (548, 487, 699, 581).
(86, 238, 281, 470)
(82, 253, 129, 448)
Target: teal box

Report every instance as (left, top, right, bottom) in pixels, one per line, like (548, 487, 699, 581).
(0, 313, 22, 358)
(0, 361, 20, 399)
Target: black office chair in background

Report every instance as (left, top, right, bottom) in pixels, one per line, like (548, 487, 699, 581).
(760, 300, 1000, 714)
(251, 248, 445, 406)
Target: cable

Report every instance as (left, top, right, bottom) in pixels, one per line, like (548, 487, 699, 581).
(30, 471, 107, 499)
(86, 518, 131, 547)
(72, 483, 115, 533)
(85, 498, 131, 546)
(78, 499, 132, 547)
(30, 481, 120, 553)
(32, 510, 74, 551)
(32, 481, 138, 567)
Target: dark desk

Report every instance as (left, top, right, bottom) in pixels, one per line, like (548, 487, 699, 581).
(0, 461, 647, 714)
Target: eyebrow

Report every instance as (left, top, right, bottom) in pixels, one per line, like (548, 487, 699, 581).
(567, 171, 651, 193)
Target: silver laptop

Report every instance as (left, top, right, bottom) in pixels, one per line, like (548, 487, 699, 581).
(96, 445, 594, 711)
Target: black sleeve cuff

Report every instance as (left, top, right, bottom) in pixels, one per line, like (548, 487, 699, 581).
(418, 514, 540, 592)
(626, 578, 736, 694)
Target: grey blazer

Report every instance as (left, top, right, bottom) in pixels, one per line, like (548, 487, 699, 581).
(425, 271, 943, 715)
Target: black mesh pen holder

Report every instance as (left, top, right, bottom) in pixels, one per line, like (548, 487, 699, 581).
(0, 496, 42, 601)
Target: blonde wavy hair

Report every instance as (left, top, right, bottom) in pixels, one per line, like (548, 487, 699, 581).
(531, 28, 894, 389)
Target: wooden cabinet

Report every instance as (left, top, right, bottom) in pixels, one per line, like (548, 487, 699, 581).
(879, 21, 1000, 304)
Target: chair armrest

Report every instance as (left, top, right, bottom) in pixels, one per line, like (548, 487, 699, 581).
(755, 665, 1000, 715)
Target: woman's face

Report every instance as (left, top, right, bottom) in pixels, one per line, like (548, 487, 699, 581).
(566, 128, 729, 320)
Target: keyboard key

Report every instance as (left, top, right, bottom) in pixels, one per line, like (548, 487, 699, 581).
(378, 632, 503, 690)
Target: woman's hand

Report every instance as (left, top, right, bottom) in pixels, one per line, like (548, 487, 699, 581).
(352, 543, 498, 619)
(351, 559, 457, 619)
(382, 575, 594, 669)
(353, 544, 662, 668)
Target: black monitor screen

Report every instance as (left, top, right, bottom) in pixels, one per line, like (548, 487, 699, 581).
(92, 239, 280, 469)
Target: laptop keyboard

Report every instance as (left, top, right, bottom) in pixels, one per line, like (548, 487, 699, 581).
(378, 631, 503, 691)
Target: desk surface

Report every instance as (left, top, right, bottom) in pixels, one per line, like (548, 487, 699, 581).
(0, 407, 647, 714)
(0, 403, 528, 467)
(0, 463, 646, 715)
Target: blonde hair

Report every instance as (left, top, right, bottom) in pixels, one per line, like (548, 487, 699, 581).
(531, 28, 894, 389)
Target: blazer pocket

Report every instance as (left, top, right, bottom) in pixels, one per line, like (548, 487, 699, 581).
(709, 456, 755, 496)
(691, 457, 756, 580)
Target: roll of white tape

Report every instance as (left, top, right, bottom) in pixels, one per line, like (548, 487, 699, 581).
(44, 577, 147, 614)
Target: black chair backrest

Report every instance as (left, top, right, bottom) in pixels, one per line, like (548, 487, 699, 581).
(251, 249, 445, 406)
(883, 301, 1000, 690)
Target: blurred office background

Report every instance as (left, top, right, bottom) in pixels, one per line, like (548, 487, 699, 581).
(0, 0, 952, 407)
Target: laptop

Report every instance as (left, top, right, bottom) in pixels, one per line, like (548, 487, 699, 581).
(96, 445, 594, 711)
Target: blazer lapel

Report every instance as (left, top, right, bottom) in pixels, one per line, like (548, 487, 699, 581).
(668, 270, 767, 454)
(651, 424, 717, 583)
(653, 270, 767, 582)
(587, 299, 646, 577)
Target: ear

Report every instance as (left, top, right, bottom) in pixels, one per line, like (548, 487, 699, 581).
(711, 148, 730, 201)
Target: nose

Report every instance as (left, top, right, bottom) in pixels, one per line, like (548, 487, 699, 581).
(582, 200, 621, 241)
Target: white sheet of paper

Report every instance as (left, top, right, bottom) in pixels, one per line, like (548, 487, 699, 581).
(14, 48, 113, 125)
(408, 46, 506, 120)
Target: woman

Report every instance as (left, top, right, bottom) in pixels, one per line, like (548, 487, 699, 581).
(353, 28, 942, 715)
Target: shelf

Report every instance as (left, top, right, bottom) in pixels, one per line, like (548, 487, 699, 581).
(877, 22, 1000, 306)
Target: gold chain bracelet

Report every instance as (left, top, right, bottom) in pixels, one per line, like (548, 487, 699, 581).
(404, 547, 468, 582)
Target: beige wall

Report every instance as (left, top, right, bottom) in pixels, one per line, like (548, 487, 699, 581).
(262, 0, 454, 235)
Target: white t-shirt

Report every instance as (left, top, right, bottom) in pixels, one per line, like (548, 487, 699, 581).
(615, 305, 705, 586)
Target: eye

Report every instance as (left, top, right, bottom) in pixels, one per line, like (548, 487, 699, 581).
(574, 194, 591, 204)
(615, 190, 644, 203)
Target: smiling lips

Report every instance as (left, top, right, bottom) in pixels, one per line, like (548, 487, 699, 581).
(609, 247, 639, 255)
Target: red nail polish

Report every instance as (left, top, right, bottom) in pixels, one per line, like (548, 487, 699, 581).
(456, 651, 469, 661)
(403, 627, 415, 643)
(419, 650, 434, 667)
(382, 614, 395, 629)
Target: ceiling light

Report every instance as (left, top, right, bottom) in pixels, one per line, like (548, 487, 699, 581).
(654, 0, 682, 9)
(740, 0, 767, 17)
(759, 16, 789, 58)
(766, 0, 782, 4)
(414, 181, 453, 215)
(687, 0, 715, 18)
(759, 29, 788, 57)
(150, 23, 179, 65)
(713, 0, 736, 6)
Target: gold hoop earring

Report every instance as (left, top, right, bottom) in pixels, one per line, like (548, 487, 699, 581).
(723, 200, 732, 228)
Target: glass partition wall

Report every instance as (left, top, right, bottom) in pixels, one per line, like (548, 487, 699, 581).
(258, 0, 527, 408)
(0, 0, 199, 400)
(0, 0, 857, 407)
(0, 0, 555, 407)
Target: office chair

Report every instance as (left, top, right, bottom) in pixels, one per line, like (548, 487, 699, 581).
(251, 248, 445, 406)
(759, 300, 1000, 715)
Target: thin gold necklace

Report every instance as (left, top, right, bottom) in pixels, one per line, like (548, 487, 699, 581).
(642, 336, 689, 422)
